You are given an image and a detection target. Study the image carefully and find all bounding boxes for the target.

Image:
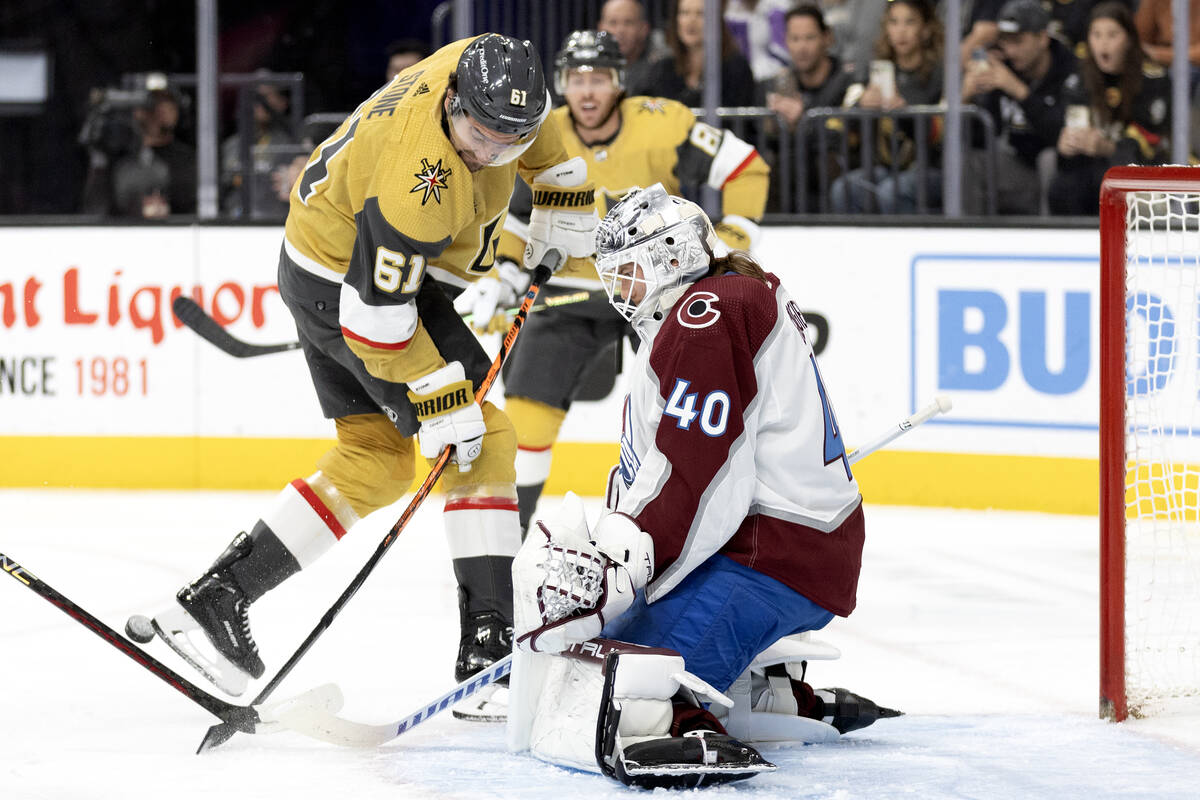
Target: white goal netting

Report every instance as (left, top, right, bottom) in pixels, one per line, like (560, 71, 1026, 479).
(1121, 190, 1200, 716)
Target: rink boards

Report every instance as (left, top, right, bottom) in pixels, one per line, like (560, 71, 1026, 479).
(0, 224, 1107, 513)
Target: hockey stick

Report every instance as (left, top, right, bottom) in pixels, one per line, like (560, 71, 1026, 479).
(172, 288, 601, 359)
(254, 400, 955, 750)
(845, 395, 952, 465)
(275, 653, 513, 747)
(171, 296, 302, 358)
(0, 551, 343, 736)
(196, 260, 557, 753)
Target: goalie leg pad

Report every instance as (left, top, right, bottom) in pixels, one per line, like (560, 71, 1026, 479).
(596, 652, 775, 789)
(508, 640, 730, 775)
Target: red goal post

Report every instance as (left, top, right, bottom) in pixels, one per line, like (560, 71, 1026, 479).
(1100, 165, 1200, 721)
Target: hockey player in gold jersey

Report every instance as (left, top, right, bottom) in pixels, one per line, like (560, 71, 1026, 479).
(128, 34, 598, 717)
(456, 30, 769, 532)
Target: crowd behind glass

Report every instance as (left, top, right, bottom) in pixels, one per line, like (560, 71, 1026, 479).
(60, 0, 1200, 220)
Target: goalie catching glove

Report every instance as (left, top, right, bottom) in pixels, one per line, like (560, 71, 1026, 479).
(454, 259, 531, 334)
(406, 360, 484, 470)
(513, 492, 654, 653)
(525, 156, 600, 272)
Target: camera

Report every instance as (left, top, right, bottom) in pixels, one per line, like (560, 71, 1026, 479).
(78, 73, 172, 161)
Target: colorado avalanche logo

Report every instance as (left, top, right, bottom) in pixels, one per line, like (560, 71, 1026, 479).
(676, 291, 720, 329)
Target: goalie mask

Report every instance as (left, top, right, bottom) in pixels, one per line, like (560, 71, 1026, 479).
(450, 34, 551, 166)
(595, 184, 718, 324)
(553, 30, 626, 96)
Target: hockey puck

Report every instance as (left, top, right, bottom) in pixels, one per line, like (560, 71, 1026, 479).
(125, 614, 155, 644)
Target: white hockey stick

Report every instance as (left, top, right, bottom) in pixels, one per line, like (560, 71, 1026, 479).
(845, 395, 952, 465)
(274, 654, 513, 748)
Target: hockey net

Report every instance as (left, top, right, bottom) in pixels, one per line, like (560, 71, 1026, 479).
(1100, 166, 1200, 721)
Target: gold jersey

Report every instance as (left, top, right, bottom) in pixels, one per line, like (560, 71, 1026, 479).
(280, 36, 572, 383)
(498, 96, 769, 284)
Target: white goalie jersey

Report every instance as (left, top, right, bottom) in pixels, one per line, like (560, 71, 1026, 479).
(614, 271, 865, 616)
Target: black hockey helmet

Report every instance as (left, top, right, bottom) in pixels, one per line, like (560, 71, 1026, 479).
(453, 33, 550, 139)
(553, 30, 626, 96)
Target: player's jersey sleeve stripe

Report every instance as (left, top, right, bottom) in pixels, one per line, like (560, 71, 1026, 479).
(720, 151, 759, 188)
(284, 237, 347, 283)
(338, 281, 418, 346)
(707, 131, 758, 189)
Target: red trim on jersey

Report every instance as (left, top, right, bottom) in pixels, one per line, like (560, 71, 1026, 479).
(340, 326, 412, 351)
(517, 444, 553, 453)
(444, 496, 520, 513)
(721, 151, 759, 188)
(290, 478, 348, 539)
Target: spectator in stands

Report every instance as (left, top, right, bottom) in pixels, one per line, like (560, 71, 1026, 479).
(642, 0, 757, 107)
(760, 5, 854, 211)
(830, 0, 944, 214)
(599, 0, 670, 96)
(819, 0, 887, 78)
(763, 5, 854, 126)
(1050, 0, 1134, 57)
(384, 38, 432, 82)
(725, 0, 793, 82)
(961, 0, 1131, 62)
(1136, 0, 1200, 83)
(1049, 2, 1171, 215)
(961, 0, 1075, 215)
(959, 0, 1007, 66)
(221, 80, 300, 220)
(81, 84, 196, 219)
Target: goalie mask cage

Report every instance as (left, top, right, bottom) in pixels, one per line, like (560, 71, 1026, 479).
(1100, 165, 1200, 721)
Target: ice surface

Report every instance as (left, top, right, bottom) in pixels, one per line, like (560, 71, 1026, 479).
(3, 489, 1199, 799)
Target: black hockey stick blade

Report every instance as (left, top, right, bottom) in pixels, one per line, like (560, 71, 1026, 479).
(172, 296, 301, 358)
(0, 552, 261, 734)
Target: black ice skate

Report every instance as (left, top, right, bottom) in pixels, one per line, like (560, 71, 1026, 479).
(814, 687, 903, 734)
(452, 610, 512, 722)
(130, 533, 265, 697)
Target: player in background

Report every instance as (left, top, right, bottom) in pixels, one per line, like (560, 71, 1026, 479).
(455, 30, 769, 535)
(127, 35, 598, 713)
(507, 185, 895, 788)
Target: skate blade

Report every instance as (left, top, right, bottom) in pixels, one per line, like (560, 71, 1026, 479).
(151, 603, 250, 697)
(451, 683, 507, 722)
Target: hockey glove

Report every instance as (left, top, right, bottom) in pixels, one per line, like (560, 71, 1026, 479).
(525, 156, 599, 272)
(454, 259, 531, 334)
(713, 214, 762, 254)
(406, 360, 485, 471)
(513, 494, 653, 653)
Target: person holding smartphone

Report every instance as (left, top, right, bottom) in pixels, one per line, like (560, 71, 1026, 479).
(1048, 2, 1171, 215)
